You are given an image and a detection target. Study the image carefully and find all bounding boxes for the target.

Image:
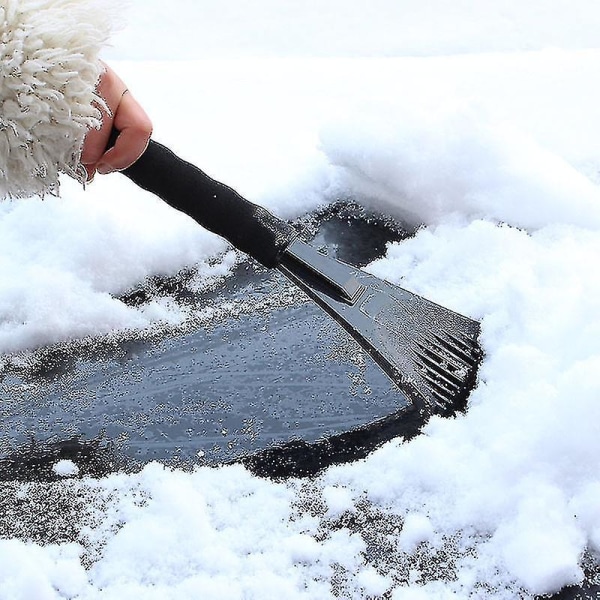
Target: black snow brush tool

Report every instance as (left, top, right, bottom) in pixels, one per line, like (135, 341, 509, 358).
(113, 137, 482, 416)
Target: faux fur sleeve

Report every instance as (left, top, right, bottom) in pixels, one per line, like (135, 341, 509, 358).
(0, 0, 117, 199)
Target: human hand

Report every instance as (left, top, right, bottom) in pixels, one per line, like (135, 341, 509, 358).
(81, 63, 152, 180)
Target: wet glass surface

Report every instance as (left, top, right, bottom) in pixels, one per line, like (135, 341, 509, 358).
(0, 205, 410, 471)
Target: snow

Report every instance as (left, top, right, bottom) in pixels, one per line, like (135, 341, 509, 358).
(53, 460, 80, 478)
(2, 0, 600, 598)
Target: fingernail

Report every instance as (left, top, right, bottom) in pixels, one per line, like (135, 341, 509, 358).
(97, 163, 114, 174)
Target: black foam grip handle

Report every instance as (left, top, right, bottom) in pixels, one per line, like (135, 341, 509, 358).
(118, 139, 297, 268)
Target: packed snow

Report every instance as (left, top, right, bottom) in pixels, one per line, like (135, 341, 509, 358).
(52, 460, 80, 478)
(1, 0, 600, 598)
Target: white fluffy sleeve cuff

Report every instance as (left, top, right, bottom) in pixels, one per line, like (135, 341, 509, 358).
(0, 0, 117, 199)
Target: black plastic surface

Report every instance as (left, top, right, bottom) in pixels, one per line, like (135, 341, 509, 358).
(121, 139, 297, 267)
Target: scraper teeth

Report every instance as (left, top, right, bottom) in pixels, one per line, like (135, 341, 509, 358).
(412, 330, 481, 409)
(415, 335, 469, 380)
(430, 331, 480, 366)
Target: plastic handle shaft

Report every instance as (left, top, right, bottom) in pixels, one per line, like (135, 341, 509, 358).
(117, 139, 297, 268)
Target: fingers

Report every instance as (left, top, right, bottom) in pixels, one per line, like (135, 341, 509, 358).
(80, 108, 113, 178)
(81, 64, 152, 180)
(96, 92, 152, 174)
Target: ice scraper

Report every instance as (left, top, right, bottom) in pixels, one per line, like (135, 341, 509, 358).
(113, 137, 482, 415)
